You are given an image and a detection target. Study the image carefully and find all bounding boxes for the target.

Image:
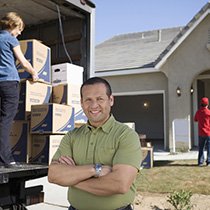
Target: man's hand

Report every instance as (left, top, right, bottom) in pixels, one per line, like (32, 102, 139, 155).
(100, 165, 112, 177)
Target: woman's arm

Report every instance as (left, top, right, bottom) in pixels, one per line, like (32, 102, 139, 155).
(13, 45, 39, 81)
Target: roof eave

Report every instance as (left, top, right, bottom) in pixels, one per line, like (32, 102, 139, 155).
(95, 67, 159, 77)
(155, 7, 210, 70)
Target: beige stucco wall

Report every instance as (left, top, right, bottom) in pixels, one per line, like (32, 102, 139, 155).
(103, 72, 167, 93)
(161, 15, 210, 151)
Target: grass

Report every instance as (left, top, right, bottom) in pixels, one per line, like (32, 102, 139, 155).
(136, 159, 210, 195)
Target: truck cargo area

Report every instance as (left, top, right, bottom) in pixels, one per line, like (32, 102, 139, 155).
(0, 0, 95, 208)
(0, 0, 95, 79)
(0, 164, 48, 209)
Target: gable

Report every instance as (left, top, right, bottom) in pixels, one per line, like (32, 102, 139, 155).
(155, 2, 210, 69)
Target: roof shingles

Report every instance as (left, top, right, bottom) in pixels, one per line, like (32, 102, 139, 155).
(95, 27, 182, 72)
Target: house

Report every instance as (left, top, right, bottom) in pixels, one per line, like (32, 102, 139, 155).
(95, 2, 210, 152)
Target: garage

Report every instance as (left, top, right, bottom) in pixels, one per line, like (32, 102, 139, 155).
(112, 93, 165, 150)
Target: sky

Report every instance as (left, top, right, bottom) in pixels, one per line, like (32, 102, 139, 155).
(93, 0, 209, 45)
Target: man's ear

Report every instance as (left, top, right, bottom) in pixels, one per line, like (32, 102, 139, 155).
(80, 98, 83, 107)
(110, 95, 114, 107)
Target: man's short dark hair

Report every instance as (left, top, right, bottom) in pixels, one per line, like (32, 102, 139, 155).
(80, 77, 112, 98)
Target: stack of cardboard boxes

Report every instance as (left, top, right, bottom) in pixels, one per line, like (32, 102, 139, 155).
(10, 39, 86, 165)
(51, 62, 87, 125)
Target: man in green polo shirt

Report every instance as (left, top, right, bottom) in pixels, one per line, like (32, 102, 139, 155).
(48, 77, 142, 210)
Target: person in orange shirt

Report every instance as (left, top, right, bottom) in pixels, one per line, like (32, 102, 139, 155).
(194, 97, 210, 166)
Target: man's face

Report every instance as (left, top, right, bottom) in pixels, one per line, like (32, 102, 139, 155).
(81, 83, 114, 128)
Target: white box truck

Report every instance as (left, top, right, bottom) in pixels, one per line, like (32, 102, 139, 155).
(0, 0, 95, 208)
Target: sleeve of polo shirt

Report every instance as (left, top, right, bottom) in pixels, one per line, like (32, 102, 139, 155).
(52, 132, 73, 160)
(10, 36, 19, 48)
(113, 128, 142, 170)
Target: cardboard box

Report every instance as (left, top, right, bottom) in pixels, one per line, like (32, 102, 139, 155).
(14, 80, 52, 120)
(52, 63, 83, 86)
(124, 122, 135, 130)
(10, 121, 30, 162)
(141, 147, 153, 168)
(75, 122, 86, 128)
(74, 109, 87, 123)
(17, 39, 51, 83)
(139, 134, 147, 147)
(29, 135, 64, 164)
(52, 84, 87, 123)
(31, 103, 74, 134)
(52, 83, 80, 106)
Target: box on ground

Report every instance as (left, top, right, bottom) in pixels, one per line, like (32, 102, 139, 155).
(10, 121, 30, 162)
(52, 83, 87, 123)
(123, 122, 135, 130)
(139, 134, 147, 147)
(17, 39, 51, 83)
(14, 80, 52, 120)
(141, 147, 153, 168)
(52, 63, 83, 86)
(29, 135, 64, 164)
(31, 103, 74, 134)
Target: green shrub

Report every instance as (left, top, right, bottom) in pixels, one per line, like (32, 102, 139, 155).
(167, 190, 193, 210)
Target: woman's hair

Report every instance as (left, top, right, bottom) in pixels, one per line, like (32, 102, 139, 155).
(0, 12, 25, 31)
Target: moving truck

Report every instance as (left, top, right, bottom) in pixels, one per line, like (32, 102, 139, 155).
(0, 0, 95, 208)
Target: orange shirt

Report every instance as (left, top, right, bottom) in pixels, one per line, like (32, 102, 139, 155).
(194, 107, 210, 136)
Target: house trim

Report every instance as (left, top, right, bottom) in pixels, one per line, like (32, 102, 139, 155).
(95, 67, 158, 77)
(155, 9, 210, 70)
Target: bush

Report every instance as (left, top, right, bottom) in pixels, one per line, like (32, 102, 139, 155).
(167, 190, 193, 210)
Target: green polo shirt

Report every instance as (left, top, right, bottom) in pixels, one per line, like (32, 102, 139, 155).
(53, 115, 142, 210)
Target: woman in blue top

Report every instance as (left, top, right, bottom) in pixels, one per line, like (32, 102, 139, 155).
(0, 12, 38, 167)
